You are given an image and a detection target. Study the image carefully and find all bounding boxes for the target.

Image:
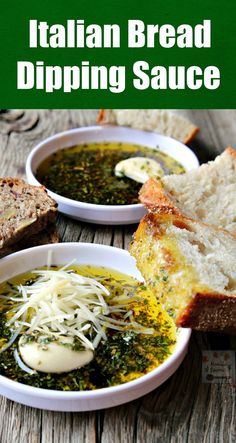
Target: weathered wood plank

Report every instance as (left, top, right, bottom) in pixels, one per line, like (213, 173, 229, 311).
(0, 398, 41, 443)
(101, 400, 141, 443)
(41, 410, 97, 443)
(93, 226, 113, 246)
(113, 227, 123, 249)
(124, 224, 137, 250)
(176, 109, 236, 162)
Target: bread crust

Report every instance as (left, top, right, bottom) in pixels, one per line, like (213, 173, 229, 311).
(96, 109, 199, 144)
(0, 226, 60, 258)
(132, 149, 236, 333)
(177, 292, 236, 334)
(184, 126, 199, 144)
(140, 147, 236, 227)
(0, 178, 58, 250)
(225, 146, 236, 160)
(131, 212, 236, 333)
(137, 211, 236, 246)
(139, 178, 181, 214)
(96, 109, 105, 123)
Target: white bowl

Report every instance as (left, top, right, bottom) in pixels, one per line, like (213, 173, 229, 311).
(26, 126, 199, 225)
(0, 242, 191, 411)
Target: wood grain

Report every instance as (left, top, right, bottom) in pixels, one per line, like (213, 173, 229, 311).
(0, 110, 235, 443)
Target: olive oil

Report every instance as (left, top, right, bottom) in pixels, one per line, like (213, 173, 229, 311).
(0, 265, 176, 391)
(36, 142, 185, 205)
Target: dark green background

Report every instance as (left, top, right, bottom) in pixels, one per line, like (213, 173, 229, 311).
(0, 0, 235, 108)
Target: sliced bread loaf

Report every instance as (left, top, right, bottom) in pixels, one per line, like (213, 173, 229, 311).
(97, 109, 199, 144)
(130, 213, 236, 333)
(0, 225, 60, 258)
(0, 178, 58, 252)
(140, 148, 236, 234)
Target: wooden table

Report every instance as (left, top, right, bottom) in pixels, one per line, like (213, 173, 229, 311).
(0, 109, 235, 443)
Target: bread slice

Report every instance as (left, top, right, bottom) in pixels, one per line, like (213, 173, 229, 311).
(130, 213, 236, 333)
(0, 178, 58, 252)
(97, 109, 199, 144)
(0, 225, 60, 258)
(140, 148, 236, 235)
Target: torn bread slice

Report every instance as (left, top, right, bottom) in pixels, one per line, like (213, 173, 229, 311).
(97, 109, 199, 144)
(140, 148, 236, 235)
(0, 178, 58, 252)
(0, 225, 60, 258)
(130, 213, 236, 333)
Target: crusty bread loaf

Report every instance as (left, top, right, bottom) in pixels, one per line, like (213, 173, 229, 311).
(0, 178, 58, 252)
(140, 147, 236, 235)
(130, 213, 236, 333)
(97, 109, 199, 144)
(0, 225, 60, 258)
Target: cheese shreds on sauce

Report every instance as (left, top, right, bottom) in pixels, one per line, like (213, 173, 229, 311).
(0, 264, 177, 390)
(4, 266, 154, 351)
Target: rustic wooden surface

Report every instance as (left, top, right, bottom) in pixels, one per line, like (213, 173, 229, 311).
(0, 109, 235, 443)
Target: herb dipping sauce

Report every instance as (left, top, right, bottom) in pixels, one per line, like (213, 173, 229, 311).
(0, 265, 176, 391)
(36, 142, 185, 205)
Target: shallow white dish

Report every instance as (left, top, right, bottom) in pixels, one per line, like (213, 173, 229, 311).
(0, 242, 191, 411)
(26, 126, 199, 225)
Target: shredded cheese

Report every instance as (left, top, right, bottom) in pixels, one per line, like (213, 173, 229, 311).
(4, 266, 153, 351)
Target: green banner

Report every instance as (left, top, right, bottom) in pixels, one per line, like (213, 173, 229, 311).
(0, 0, 235, 108)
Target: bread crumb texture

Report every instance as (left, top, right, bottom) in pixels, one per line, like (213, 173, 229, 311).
(0, 178, 57, 250)
(140, 148, 236, 235)
(130, 213, 236, 332)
